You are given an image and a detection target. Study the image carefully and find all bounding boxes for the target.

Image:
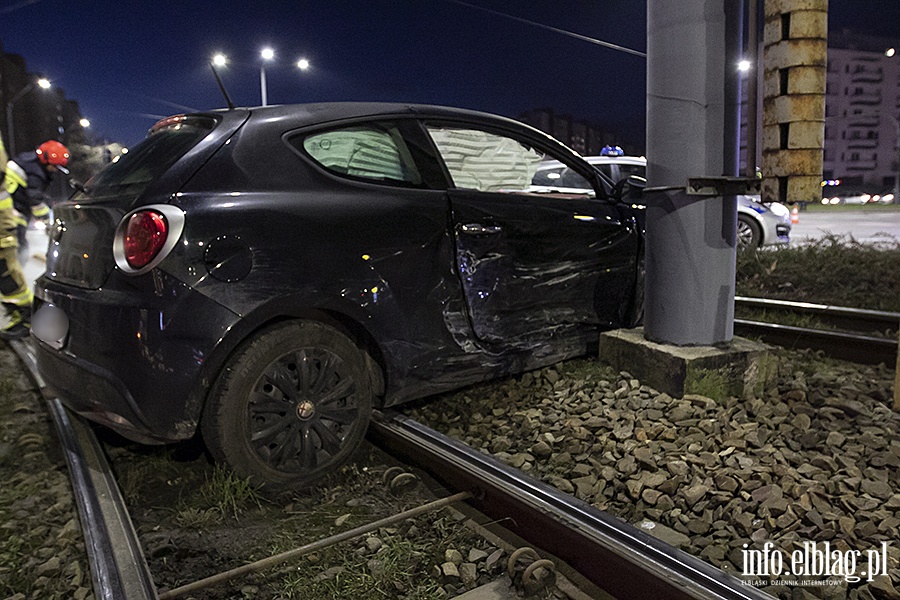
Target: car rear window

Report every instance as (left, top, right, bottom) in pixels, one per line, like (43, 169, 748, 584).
(79, 115, 217, 203)
(297, 123, 424, 187)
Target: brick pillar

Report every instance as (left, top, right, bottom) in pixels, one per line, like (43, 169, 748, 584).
(761, 0, 828, 203)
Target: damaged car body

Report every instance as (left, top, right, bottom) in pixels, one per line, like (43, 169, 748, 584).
(34, 103, 644, 488)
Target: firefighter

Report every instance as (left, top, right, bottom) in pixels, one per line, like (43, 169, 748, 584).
(0, 140, 69, 339)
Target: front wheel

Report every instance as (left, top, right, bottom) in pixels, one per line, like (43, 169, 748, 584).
(737, 215, 762, 252)
(202, 320, 374, 490)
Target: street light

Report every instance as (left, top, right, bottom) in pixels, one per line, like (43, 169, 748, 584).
(5, 77, 51, 156)
(79, 118, 90, 128)
(260, 47, 275, 106)
(209, 53, 234, 109)
(297, 58, 310, 70)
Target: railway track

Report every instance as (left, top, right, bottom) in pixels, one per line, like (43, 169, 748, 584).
(9, 339, 157, 600)
(734, 295, 899, 365)
(6, 297, 895, 599)
(9, 336, 772, 600)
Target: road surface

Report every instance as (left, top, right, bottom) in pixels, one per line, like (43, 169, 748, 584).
(789, 209, 900, 245)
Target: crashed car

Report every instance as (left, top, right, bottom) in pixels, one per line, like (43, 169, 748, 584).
(33, 103, 644, 487)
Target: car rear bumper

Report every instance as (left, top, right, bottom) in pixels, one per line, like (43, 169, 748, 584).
(33, 271, 239, 443)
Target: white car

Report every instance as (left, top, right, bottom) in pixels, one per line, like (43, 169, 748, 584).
(532, 155, 792, 251)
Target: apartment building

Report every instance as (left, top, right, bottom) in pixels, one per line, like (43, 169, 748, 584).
(823, 31, 900, 191)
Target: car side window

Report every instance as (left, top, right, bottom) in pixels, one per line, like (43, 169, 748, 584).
(298, 123, 423, 187)
(617, 163, 646, 181)
(425, 125, 592, 197)
(531, 165, 566, 186)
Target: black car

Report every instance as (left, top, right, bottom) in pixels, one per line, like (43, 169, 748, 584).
(33, 103, 644, 488)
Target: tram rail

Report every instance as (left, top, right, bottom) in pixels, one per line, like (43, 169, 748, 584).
(369, 411, 772, 600)
(734, 296, 899, 365)
(9, 339, 158, 600)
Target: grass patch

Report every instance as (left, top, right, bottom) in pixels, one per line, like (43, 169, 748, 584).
(194, 465, 263, 522)
(736, 235, 900, 311)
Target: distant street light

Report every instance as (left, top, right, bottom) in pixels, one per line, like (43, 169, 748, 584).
(79, 118, 90, 128)
(260, 47, 275, 106)
(5, 77, 52, 157)
(209, 53, 234, 109)
(886, 48, 896, 58)
(297, 58, 310, 70)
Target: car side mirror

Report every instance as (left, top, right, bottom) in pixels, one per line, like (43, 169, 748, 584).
(612, 175, 646, 202)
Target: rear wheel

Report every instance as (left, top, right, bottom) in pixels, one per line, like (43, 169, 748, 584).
(737, 215, 762, 252)
(202, 320, 373, 490)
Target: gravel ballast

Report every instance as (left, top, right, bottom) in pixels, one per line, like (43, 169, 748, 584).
(408, 348, 899, 600)
(0, 347, 93, 600)
(1, 340, 897, 599)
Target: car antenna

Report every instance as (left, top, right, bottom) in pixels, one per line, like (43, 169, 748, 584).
(209, 62, 235, 110)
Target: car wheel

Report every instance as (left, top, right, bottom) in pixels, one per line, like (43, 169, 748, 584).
(202, 320, 373, 489)
(737, 215, 762, 251)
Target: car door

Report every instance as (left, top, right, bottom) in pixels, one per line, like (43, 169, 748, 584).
(422, 122, 640, 347)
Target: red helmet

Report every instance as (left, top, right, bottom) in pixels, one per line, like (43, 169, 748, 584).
(36, 140, 70, 167)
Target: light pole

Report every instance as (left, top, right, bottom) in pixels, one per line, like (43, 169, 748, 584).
(209, 53, 234, 109)
(260, 47, 274, 106)
(259, 48, 310, 107)
(5, 77, 51, 157)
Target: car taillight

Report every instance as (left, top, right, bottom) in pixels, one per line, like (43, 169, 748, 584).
(124, 211, 168, 269)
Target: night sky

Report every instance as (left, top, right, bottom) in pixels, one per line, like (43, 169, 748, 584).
(2, 1, 897, 148)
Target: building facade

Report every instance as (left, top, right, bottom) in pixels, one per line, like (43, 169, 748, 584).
(518, 108, 640, 157)
(822, 32, 900, 191)
(1, 38, 84, 159)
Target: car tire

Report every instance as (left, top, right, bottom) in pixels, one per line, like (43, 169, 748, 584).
(201, 320, 373, 490)
(737, 215, 762, 251)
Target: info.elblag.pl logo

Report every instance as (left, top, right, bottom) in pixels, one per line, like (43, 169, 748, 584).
(742, 541, 891, 584)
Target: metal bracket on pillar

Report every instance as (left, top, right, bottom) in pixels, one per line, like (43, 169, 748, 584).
(686, 177, 761, 196)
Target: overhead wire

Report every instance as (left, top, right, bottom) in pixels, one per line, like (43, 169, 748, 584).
(445, 0, 647, 58)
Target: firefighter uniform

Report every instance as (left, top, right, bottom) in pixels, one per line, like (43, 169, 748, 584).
(0, 141, 68, 339)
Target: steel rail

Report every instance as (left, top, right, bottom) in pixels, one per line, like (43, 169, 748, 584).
(9, 339, 158, 600)
(369, 410, 773, 600)
(735, 296, 900, 333)
(733, 319, 898, 365)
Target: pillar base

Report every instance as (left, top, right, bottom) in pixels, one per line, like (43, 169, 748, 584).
(598, 327, 774, 400)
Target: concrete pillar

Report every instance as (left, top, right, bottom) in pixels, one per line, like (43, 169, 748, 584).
(644, 1, 738, 346)
(761, 0, 828, 203)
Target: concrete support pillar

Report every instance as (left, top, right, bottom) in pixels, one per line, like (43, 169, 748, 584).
(761, 0, 828, 203)
(644, 1, 738, 346)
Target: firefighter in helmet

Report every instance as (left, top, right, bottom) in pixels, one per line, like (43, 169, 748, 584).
(0, 140, 69, 338)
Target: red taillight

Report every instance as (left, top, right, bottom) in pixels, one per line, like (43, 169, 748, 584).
(124, 211, 168, 269)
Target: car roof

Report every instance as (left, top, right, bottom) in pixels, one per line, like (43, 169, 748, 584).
(205, 102, 539, 131)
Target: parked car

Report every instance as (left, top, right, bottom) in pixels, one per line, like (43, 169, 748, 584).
(532, 156, 792, 251)
(822, 186, 894, 205)
(33, 103, 644, 488)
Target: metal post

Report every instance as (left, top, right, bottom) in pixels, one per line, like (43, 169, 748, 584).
(644, 0, 739, 346)
(746, 0, 760, 177)
(260, 64, 268, 107)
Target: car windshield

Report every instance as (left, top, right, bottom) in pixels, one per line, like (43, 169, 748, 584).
(79, 116, 217, 203)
